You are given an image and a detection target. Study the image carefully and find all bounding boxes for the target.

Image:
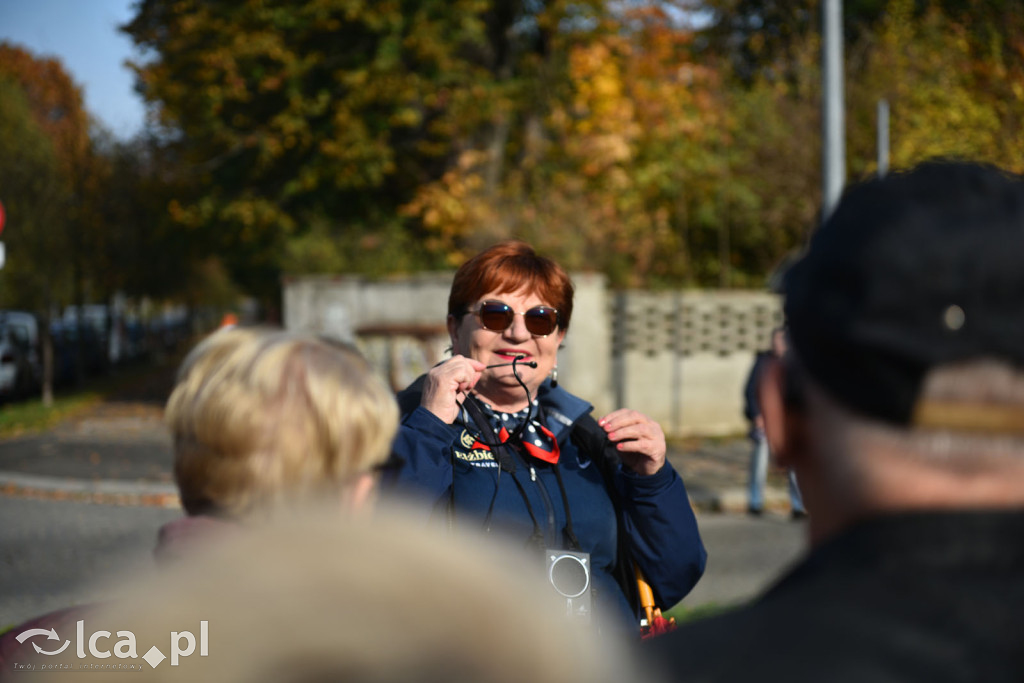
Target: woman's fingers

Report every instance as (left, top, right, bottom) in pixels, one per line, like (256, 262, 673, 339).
(421, 356, 485, 423)
(598, 409, 667, 475)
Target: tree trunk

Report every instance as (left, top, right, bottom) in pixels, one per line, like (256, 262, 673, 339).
(40, 309, 53, 408)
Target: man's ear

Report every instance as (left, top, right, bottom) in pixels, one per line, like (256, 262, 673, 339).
(758, 357, 806, 469)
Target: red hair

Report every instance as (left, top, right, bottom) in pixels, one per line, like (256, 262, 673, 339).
(448, 241, 574, 332)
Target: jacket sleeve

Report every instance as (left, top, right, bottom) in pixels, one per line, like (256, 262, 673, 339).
(382, 406, 458, 507)
(614, 463, 707, 610)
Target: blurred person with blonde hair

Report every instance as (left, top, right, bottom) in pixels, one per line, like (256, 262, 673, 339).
(1, 328, 399, 675)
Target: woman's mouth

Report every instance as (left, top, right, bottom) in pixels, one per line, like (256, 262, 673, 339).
(495, 350, 532, 362)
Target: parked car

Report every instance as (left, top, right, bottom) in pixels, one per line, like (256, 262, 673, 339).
(48, 320, 81, 388)
(0, 311, 41, 400)
(55, 314, 109, 378)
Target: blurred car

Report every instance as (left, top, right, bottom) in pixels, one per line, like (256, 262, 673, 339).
(48, 320, 81, 387)
(0, 311, 41, 400)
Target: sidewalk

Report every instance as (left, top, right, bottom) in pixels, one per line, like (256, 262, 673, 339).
(0, 370, 794, 513)
(0, 361, 180, 507)
(0, 401, 179, 507)
(667, 438, 798, 514)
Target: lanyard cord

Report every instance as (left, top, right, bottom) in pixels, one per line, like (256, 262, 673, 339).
(461, 391, 581, 552)
(552, 464, 582, 551)
(462, 395, 544, 544)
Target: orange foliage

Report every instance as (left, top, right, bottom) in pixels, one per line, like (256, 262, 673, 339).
(0, 42, 91, 177)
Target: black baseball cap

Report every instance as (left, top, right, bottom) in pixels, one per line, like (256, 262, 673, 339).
(784, 160, 1024, 426)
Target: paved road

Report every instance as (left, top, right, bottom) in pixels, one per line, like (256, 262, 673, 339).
(678, 513, 807, 611)
(0, 496, 180, 629)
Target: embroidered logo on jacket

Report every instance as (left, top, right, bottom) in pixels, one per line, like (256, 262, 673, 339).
(454, 429, 498, 468)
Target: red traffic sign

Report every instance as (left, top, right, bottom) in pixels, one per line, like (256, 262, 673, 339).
(0, 200, 5, 235)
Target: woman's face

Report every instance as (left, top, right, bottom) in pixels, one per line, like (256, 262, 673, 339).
(449, 286, 566, 406)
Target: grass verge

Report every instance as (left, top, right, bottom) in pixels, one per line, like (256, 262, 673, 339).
(0, 353, 180, 440)
(0, 391, 105, 439)
(665, 600, 741, 624)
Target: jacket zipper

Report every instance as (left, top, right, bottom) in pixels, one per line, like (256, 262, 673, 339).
(529, 465, 558, 546)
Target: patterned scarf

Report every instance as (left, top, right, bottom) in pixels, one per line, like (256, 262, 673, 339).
(471, 399, 560, 464)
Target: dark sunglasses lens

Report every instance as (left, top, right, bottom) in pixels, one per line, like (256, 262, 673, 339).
(524, 307, 558, 336)
(478, 302, 514, 331)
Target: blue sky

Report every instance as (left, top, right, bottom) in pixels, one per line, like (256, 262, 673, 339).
(0, 0, 146, 139)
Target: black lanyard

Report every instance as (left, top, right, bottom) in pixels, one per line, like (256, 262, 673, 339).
(460, 395, 581, 551)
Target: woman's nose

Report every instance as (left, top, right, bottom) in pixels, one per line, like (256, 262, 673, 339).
(503, 313, 531, 341)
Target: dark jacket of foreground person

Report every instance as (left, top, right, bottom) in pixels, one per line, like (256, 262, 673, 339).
(647, 511, 1024, 682)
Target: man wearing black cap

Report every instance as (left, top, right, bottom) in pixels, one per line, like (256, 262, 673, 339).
(646, 160, 1024, 681)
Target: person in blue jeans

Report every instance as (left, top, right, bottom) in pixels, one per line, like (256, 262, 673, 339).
(743, 327, 805, 519)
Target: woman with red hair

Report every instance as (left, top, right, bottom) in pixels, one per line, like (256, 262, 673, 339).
(386, 241, 705, 633)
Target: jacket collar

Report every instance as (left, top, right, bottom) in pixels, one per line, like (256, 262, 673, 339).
(534, 379, 593, 442)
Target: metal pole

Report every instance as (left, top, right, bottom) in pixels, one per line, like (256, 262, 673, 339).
(822, 0, 845, 221)
(612, 290, 626, 411)
(877, 98, 890, 177)
(672, 291, 683, 435)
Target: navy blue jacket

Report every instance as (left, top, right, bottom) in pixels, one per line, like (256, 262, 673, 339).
(385, 377, 706, 629)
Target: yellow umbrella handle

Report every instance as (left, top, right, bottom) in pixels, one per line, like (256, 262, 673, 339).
(635, 564, 656, 625)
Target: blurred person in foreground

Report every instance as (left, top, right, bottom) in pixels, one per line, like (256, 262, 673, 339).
(646, 160, 1024, 681)
(33, 507, 651, 683)
(0, 327, 399, 675)
(384, 241, 705, 633)
(742, 326, 805, 518)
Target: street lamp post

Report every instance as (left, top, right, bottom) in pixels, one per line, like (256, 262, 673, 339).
(822, 0, 845, 221)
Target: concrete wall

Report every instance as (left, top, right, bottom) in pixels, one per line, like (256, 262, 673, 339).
(611, 290, 783, 436)
(560, 273, 614, 417)
(283, 274, 781, 437)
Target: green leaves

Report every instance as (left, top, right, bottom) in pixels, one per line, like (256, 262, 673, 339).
(123, 0, 495, 290)
(113, 0, 1024, 294)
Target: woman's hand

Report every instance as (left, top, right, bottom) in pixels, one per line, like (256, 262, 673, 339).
(421, 355, 486, 424)
(598, 409, 667, 476)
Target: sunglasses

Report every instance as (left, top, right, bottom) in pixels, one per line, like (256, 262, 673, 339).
(469, 300, 560, 337)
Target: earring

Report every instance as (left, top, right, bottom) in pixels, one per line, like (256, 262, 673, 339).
(551, 366, 558, 388)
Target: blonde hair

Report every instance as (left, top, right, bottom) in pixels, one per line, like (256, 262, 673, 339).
(165, 327, 399, 517)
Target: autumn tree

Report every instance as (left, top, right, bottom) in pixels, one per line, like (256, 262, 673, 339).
(403, 3, 730, 286)
(847, 0, 1021, 176)
(123, 0, 1024, 294)
(123, 0, 506, 293)
(0, 42, 113, 386)
(0, 77, 73, 403)
(691, 0, 1024, 289)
